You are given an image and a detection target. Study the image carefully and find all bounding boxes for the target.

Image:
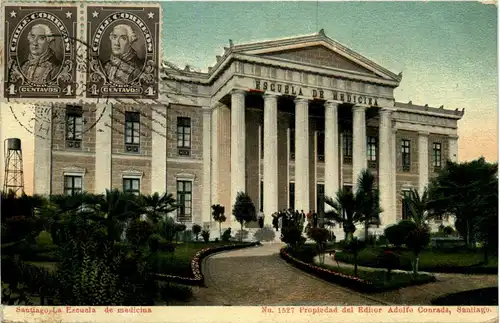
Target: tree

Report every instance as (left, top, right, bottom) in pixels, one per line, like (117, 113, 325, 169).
(137, 192, 177, 224)
(212, 204, 226, 239)
(307, 227, 329, 264)
(427, 158, 498, 247)
(232, 192, 257, 241)
(343, 238, 366, 276)
(323, 188, 360, 242)
(355, 169, 382, 241)
(192, 224, 202, 241)
(402, 188, 433, 277)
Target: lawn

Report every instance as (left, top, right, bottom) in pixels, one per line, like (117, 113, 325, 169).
(335, 247, 498, 273)
(317, 262, 436, 290)
(149, 241, 241, 277)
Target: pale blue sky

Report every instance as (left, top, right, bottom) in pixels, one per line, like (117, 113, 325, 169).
(161, 1, 498, 162)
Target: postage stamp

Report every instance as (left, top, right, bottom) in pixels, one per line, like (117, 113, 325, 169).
(86, 6, 160, 99)
(3, 5, 77, 99)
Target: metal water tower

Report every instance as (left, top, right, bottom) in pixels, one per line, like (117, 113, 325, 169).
(3, 138, 24, 195)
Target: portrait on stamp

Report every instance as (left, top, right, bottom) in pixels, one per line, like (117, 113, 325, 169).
(87, 7, 160, 99)
(4, 6, 77, 99)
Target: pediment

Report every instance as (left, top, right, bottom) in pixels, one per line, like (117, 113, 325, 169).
(232, 32, 401, 82)
(260, 45, 377, 76)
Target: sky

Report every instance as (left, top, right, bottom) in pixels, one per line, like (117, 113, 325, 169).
(1, 1, 498, 194)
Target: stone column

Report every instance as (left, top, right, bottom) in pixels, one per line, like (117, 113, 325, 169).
(34, 105, 53, 195)
(418, 131, 429, 195)
(391, 128, 398, 221)
(202, 107, 212, 225)
(352, 105, 367, 193)
(151, 105, 167, 195)
(263, 94, 278, 224)
(294, 98, 310, 212)
(324, 101, 340, 211)
(448, 135, 459, 162)
(230, 89, 246, 210)
(210, 106, 219, 208)
(378, 108, 394, 226)
(95, 103, 112, 194)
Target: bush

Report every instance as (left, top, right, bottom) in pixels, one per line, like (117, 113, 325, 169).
(376, 250, 400, 280)
(377, 235, 388, 246)
(221, 228, 232, 242)
(192, 224, 202, 241)
(36, 231, 53, 246)
(253, 226, 276, 242)
(159, 239, 176, 252)
(148, 234, 162, 252)
(258, 217, 264, 229)
(234, 230, 249, 241)
(443, 226, 455, 236)
(384, 221, 417, 247)
(4, 216, 40, 243)
(126, 219, 154, 246)
(201, 230, 210, 243)
(181, 230, 193, 242)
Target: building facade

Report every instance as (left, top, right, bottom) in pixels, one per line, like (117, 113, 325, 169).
(32, 32, 463, 231)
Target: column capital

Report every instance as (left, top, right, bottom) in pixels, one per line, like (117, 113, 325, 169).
(418, 131, 430, 137)
(263, 93, 279, 101)
(352, 104, 366, 112)
(211, 101, 226, 109)
(379, 107, 395, 115)
(294, 97, 309, 104)
(324, 100, 342, 107)
(202, 106, 212, 114)
(230, 89, 247, 96)
(448, 134, 459, 140)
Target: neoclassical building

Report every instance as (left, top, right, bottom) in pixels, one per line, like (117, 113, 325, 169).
(30, 31, 463, 231)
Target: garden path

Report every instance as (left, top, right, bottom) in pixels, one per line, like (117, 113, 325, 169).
(187, 243, 387, 306)
(319, 255, 498, 305)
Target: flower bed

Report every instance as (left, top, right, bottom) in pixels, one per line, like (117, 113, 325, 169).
(155, 241, 261, 286)
(279, 247, 376, 292)
(280, 247, 436, 293)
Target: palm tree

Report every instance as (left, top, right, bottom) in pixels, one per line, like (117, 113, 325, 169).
(323, 189, 360, 242)
(402, 187, 433, 277)
(355, 169, 382, 241)
(137, 192, 178, 224)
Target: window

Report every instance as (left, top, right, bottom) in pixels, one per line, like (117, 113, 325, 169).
(433, 142, 442, 169)
(66, 106, 83, 149)
(401, 139, 411, 171)
(289, 128, 295, 160)
(402, 190, 411, 220)
(176, 181, 192, 222)
(125, 112, 140, 153)
(317, 132, 325, 162)
(260, 181, 264, 212)
(343, 130, 352, 164)
(289, 182, 295, 210)
(317, 184, 325, 215)
(123, 178, 140, 195)
(64, 175, 83, 196)
(367, 136, 377, 161)
(177, 117, 191, 156)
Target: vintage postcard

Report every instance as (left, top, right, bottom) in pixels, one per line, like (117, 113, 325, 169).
(0, 1, 498, 323)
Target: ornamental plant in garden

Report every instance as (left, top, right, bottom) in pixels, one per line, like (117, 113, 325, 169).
(192, 224, 202, 241)
(232, 192, 257, 242)
(212, 204, 226, 239)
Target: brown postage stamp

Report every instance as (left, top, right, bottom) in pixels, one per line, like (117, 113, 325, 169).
(86, 6, 160, 99)
(3, 5, 78, 99)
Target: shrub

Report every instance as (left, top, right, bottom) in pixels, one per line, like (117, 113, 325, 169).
(258, 217, 264, 229)
(126, 219, 154, 246)
(253, 226, 276, 242)
(4, 216, 40, 243)
(221, 228, 232, 242)
(384, 221, 416, 248)
(159, 239, 176, 252)
(443, 226, 455, 236)
(376, 250, 400, 281)
(201, 230, 210, 243)
(192, 224, 202, 241)
(214, 238, 219, 242)
(182, 230, 193, 242)
(36, 231, 53, 246)
(234, 230, 249, 241)
(148, 234, 162, 252)
(377, 235, 388, 246)
(281, 223, 306, 251)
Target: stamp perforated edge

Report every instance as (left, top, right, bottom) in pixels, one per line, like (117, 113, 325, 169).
(1, 0, 164, 106)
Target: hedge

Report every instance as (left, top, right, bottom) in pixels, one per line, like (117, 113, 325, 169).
(154, 241, 261, 286)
